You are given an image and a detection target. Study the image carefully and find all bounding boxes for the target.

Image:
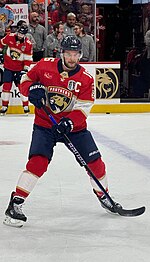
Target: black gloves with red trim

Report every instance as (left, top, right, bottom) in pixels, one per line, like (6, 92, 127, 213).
(28, 83, 46, 109)
(52, 117, 74, 139)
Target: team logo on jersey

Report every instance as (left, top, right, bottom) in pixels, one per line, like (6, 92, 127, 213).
(47, 86, 73, 114)
(67, 80, 76, 91)
(60, 71, 69, 81)
(10, 50, 20, 60)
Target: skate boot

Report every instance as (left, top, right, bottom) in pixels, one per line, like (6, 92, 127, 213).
(23, 106, 30, 115)
(0, 106, 8, 115)
(93, 189, 122, 214)
(3, 192, 27, 227)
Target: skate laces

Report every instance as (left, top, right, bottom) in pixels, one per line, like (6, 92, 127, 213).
(13, 202, 24, 215)
(13, 197, 25, 215)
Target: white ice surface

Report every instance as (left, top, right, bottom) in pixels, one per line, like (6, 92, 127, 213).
(0, 113, 150, 262)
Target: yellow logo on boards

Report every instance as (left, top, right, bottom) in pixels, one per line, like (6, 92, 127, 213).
(96, 68, 119, 99)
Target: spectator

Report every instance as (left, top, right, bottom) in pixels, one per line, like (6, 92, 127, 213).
(17, 20, 36, 49)
(60, 0, 79, 14)
(0, 23, 33, 115)
(134, 30, 150, 97)
(29, 1, 45, 26)
(47, 1, 59, 33)
(78, 4, 93, 34)
(74, 22, 96, 62)
(109, 31, 124, 62)
(64, 12, 76, 36)
(46, 21, 65, 58)
(30, 0, 39, 13)
(0, 0, 14, 35)
(51, 1, 68, 25)
(28, 12, 46, 62)
(0, 19, 5, 38)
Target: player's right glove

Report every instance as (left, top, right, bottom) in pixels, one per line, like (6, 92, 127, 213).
(28, 83, 46, 109)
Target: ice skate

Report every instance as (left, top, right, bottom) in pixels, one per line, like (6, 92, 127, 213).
(0, 106, 8, 116)
(3, 192, 27, 228)
(23, 106, 30, 115)
(93, 189, 122, 214)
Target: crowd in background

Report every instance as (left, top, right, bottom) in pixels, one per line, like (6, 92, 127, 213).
(0, 0, 96, 62)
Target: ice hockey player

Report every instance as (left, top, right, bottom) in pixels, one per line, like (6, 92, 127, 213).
(3, 35, 119, 227)
(0, 23, 33, 115)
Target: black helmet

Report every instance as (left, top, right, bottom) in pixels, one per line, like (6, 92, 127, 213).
(61, 35, 82, 52)
(17, 24, 28, 35)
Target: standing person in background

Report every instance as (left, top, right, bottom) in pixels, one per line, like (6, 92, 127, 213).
(29, 1, 45, 27)
(78, 4, 93, 34)
(28, 12, 46, 62)
(0, 24, 33, 115)
(63, 12, 76, 36)
(46, 21, 65, 58)
(74, 22, 96, 62)
(0, 0, 14, 35)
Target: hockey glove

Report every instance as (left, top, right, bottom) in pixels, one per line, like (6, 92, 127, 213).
(28, 83, 46, 109)
(16, 70, 27, 84)
(52, 117, 73, 139)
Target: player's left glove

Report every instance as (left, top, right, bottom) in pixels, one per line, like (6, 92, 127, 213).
(52, 117, 74, 139)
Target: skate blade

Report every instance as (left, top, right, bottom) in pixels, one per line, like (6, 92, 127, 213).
(3, 216, 24, 228)
(24, 112, 29, 116)
(0, 112, 6, 116)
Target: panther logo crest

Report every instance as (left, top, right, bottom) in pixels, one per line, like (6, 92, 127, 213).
(10, 50, 20, 60)
(47, 86, 73, 114)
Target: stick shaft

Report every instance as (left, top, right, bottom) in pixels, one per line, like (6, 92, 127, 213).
(43, 105, 115, 206)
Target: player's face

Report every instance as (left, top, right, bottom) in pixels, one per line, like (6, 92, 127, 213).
(17, 32, 25, 39)
(63, 50, 80, 69)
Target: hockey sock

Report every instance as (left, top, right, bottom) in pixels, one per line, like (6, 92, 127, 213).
(14, 156, 49, 198)
(88, 157, 108, 197)
(20, 93, 29, 107)
(14, 170, 39, 198)
(1, 82, 12, 106)
(1, 92, 10, 107)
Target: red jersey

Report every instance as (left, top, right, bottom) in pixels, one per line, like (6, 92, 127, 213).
(20, 58, 95, 132)
(0, 33, 33, 71)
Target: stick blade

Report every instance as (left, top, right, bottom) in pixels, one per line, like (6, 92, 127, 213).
(114, 205, 145, 217)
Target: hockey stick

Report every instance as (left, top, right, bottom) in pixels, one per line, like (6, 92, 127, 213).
(42, 105, 145, 217)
